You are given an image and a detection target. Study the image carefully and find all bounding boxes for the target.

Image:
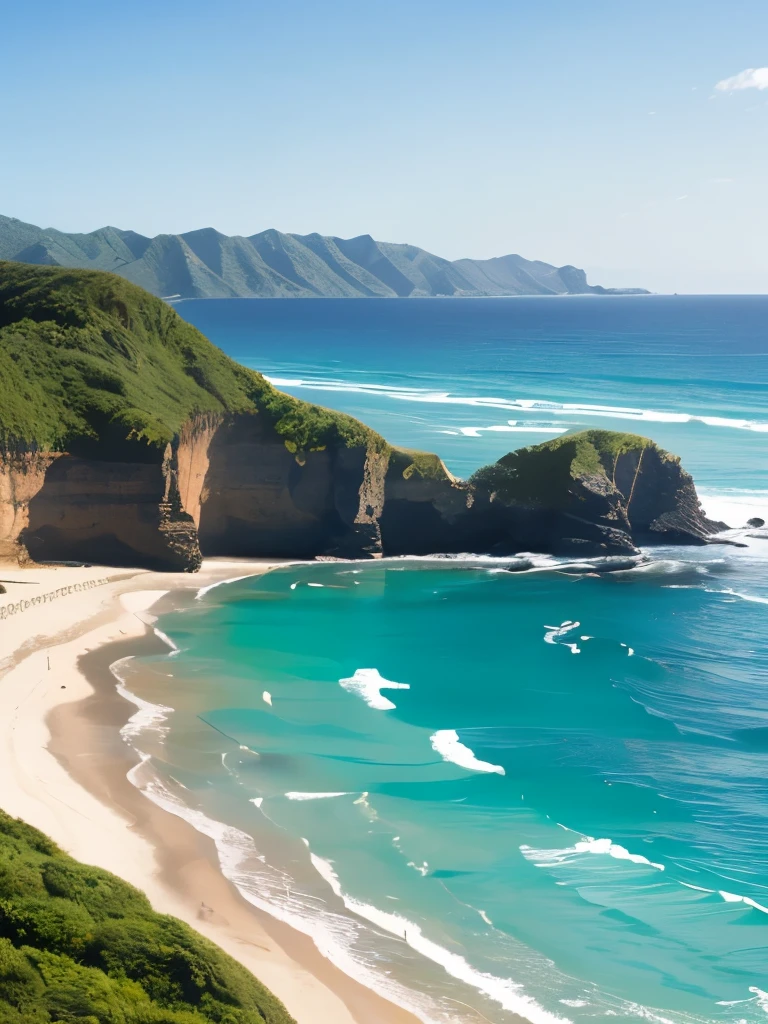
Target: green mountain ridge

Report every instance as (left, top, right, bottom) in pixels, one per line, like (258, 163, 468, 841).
(0, 216, 648, 300)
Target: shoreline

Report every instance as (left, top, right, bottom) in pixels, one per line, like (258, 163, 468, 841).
(0, 559, 422, 1024)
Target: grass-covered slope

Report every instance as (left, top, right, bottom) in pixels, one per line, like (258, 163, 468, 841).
(0, 810, 295, 1024)
(0, 262, 387, 455)
(470, 429, 662, 507)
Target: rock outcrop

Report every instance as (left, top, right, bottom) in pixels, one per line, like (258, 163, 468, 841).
(1, 424, 726, 570)
(196, 412, 387, 559)
(22, 440, 202, 571)
(462, 430, 726, 556)
(0, 447, 62, 564)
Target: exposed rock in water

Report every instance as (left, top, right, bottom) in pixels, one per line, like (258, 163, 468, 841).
(747, 517, 765, 528)
(463, 430, 727, 556)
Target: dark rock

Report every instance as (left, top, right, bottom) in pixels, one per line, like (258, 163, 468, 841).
(747, 517, 765, 528)
(497, 558, 535, 573)
(22, 439, 202, 572)
(2, 421, 721, 569)
(464, 430, 726, 555)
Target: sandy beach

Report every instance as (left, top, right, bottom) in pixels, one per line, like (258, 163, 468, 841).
(0, 559, 423, 1024)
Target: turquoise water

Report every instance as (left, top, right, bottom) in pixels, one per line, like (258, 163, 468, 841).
(119, 298, 768, 1023)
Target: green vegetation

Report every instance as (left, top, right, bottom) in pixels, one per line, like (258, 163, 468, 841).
(0, 262, 387, 455)
(388, 447, 452, 482)
(469, 429, 659, 508)
(0, 809, 295, 1024)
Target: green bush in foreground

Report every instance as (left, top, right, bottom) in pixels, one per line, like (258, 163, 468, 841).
(0, 811, 295, 1024)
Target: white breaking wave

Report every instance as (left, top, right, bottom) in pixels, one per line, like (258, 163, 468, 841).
(265, 376, 768, 433)
(430, 729, 505, 775)
(262, 690, 273, 705)
(196, 573, 261, 600)
(521, 836, 665, 872)
(680, 880, 768, 916)
(153, 626, 180, 655)
(719, 890, 768, 914)
(309, 852, 570, 1024)
(458, 422, 567, 438)
(339, 668, 410, 710)
(706, 587, 768, 606)
(110, 657, 174, 742)
(543, 621, 582, 654)
(285, 791, 351, 801)
(697, 488, 768, 533)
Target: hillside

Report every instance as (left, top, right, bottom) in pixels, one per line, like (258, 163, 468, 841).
(0, 263, 449, 570)
(0, 809, 295, 1023)
(0, 215, 648, 300)
(0, 262, 385, 453)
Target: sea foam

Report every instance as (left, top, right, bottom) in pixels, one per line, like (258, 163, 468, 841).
(285, 791, 351, 801)
(339, 668, 410, 710)
(521, 836, 664, 872)
(265, 376, 768, 433)
(110, 656, 174, 742)
(430, 729, 505, 775)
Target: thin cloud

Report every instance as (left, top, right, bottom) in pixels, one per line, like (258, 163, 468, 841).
(674, 195, 689, 201)
(715, 67, 768, 91)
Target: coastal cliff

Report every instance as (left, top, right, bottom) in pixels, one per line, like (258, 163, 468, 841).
(0, 264, 720, 569)
(465, 430, 725, 555)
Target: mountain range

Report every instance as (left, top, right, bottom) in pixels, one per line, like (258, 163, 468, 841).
(0, 214, 647, 300)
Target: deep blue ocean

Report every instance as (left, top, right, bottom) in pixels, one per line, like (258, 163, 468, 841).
(118, 298, 768, 1023)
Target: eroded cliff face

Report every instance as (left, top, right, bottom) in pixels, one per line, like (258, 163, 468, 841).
(0, 449, 62, 563)
(17, 439, 201, 572)
(196, 413, 389, 558)
(379, 451, 471, 555)
(0, 424, 725, 571)
(175, 413, 224, 529)
(607, 443, 726, 543)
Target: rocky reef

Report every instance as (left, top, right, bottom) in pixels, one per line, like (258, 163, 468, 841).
(0, 264, 723, 570)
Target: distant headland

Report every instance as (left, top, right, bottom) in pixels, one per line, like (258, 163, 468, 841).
(0, 214, 648, 301)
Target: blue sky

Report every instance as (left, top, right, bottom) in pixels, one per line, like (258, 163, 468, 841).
(3, 0, 766, 292)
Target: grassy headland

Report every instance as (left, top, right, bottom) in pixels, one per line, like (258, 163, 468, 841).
(0, 263, 385, 457)
(469, 429, 666, 507)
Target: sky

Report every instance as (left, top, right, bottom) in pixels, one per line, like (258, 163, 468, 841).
(2, 0, 767, 293)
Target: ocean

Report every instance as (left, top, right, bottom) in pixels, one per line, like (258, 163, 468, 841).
(117, 297, 768, 1023)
